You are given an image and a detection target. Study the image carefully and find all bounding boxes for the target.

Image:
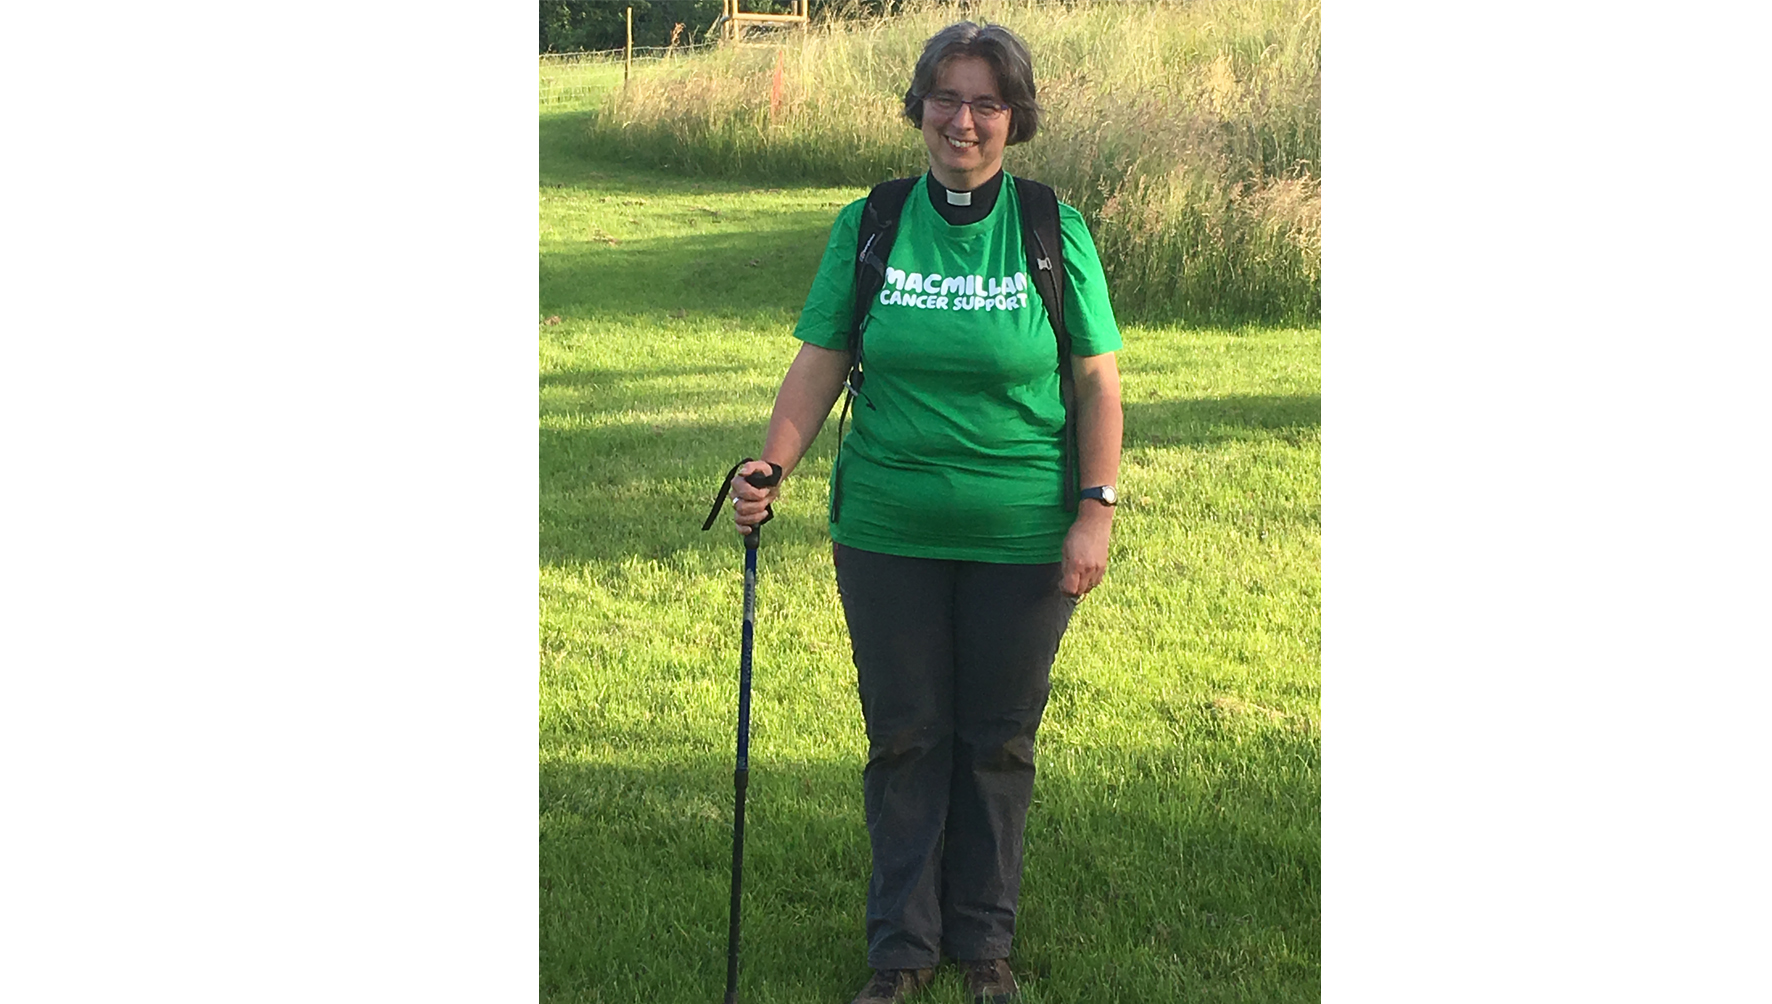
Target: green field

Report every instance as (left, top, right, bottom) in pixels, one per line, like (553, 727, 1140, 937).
(540, 80, 1321, 1001)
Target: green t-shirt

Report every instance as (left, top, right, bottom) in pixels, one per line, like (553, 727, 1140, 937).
(792, 173, 1122, 563)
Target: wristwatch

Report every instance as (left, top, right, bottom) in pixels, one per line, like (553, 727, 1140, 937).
(1080, 485, 1118, 507)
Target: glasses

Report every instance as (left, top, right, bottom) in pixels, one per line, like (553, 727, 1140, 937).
(922, 92, 1010, 121)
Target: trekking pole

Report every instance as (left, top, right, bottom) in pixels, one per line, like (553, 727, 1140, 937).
(701, 459, 783, 1004)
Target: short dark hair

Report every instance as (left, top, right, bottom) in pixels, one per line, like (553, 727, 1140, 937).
(902, 21, 1042, 146)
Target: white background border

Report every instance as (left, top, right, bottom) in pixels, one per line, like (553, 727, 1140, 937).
(2, 2, 1766, 1000)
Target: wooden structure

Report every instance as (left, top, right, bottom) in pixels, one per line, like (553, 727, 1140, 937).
(720, 1, 809, 42)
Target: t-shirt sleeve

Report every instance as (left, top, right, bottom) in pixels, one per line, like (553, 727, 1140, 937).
(1058, 202, 1123, 357)
(790, 199, 865, 351)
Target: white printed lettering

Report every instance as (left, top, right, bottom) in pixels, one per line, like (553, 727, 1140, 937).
(886, 267, 906, 290)
(906, 273, 924, 293)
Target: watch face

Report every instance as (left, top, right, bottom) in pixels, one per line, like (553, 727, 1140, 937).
(1101, 485, 1118, 505)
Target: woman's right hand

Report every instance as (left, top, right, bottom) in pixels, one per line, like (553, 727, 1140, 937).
(730, 459, 783, 535)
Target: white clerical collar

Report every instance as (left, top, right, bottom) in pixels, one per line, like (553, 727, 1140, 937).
(945, 188, 972, 206)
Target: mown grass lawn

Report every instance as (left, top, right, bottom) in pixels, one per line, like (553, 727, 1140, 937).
(540, 107, 1320, 1003)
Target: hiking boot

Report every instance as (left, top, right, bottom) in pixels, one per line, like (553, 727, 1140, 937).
(849, 967, 935, 1004)
(961, 958, 1020, 1003)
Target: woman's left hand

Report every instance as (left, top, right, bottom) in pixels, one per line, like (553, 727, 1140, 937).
(1059, 505, 1113, 598)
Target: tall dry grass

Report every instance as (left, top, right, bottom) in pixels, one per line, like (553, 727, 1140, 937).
(584, 0, 1319, 324)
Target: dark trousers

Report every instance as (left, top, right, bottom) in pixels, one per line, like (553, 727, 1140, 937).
(832, 543, 1077, 969)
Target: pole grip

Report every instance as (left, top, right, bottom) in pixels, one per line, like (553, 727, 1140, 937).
(741, 466, 782, 549)
(701, 460, 783, 541)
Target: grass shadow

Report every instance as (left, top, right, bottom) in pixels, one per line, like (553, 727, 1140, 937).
(540, 221, 839, 321)
(1123, 395, 1320, 450)
(540, 416, 840, 566)
(541, 732, 1317, 1003)
(542, 112, 622, 187)
(539, 391, 1318, 568)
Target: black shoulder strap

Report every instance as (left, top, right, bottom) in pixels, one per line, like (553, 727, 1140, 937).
(832, 175, 918, 524)
(849, 176, 920, 361)
(1013, 176, 1079, 511)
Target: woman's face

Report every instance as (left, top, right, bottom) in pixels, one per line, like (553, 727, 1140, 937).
(920, 55, 1012, 190)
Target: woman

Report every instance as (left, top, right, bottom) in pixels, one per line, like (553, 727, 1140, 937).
(729, 21, 1122, 1004)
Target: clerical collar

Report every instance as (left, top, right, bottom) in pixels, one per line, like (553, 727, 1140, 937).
(927, 170, 1005, 225)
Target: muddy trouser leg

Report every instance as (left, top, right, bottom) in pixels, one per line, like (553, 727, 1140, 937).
(833, 543, 1075, 969)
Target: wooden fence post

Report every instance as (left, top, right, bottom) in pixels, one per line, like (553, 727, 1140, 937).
(625, 7, 633, 83)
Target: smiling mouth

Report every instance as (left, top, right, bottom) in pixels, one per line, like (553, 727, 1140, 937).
(945, 136, 977, 150)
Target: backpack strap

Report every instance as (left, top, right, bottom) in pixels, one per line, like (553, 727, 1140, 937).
(832, 175, 919, 523)
(1013, 176, 1079, 511)
(850, 176, 920, 362)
